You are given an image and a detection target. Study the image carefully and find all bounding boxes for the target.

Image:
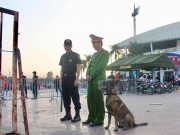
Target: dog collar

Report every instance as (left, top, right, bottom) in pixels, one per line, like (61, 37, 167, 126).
(104, 93, 117, 95)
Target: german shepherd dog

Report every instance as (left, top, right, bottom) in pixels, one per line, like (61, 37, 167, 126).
(105, 80, 148, 132)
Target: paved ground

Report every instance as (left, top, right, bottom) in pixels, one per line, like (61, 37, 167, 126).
(1, 90, 180, 135)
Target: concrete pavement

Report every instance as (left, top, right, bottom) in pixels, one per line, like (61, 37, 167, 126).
(1, 90, 180, 135)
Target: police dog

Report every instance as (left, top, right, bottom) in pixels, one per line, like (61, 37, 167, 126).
(105, 80, 148, 132)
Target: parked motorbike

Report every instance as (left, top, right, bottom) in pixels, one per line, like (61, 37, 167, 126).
(137, 80, 154, 95)
(151, 81, 164, 94)
(163, 82, 173, 93)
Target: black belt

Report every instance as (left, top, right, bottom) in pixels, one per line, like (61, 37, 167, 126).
(63, 73, 75, 76)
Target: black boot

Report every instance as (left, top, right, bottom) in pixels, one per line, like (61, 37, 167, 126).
(60, 112, 72, 121)
(82, 119, 92, 124)
(71, 110, 81, 123)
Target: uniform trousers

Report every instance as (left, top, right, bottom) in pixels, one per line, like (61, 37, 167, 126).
(87, 83, 105, 124)
(33, 84, 38, 98)
(62, 74, 81, 113)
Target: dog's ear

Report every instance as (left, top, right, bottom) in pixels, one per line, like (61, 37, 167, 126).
(106, 81, 112, 93)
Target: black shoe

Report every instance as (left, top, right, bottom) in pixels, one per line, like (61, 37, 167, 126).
(71, 114, 81, 123)
(90, 122, 103, 127)
(60, 114, 72, 121)
(82, 119, 93, 125)
(119, 92, 122, 94)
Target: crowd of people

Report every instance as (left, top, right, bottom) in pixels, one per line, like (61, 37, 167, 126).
(107, 72, 136, 94)
(107, 71, 180, 94)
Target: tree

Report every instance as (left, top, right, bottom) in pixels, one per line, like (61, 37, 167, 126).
(47, 71, 53, 79)
(110, 44, 123, 61)
(84, 54, 92, 66)
(80, 55, 92, 81)
(128, 41, 143, 56)
(81, 60, 87, 72)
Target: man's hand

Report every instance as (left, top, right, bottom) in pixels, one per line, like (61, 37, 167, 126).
(74, 79, 79, 86)
(86, 75, 92, 82)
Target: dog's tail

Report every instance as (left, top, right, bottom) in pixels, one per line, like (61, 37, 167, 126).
(133, 122, 148, 127)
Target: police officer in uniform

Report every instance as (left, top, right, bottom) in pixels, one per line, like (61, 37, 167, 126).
(82, 34, 109, 126)
(59, 39, 81, 123)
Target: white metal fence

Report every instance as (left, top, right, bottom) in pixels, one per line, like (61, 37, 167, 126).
(1, 78, 88, 102)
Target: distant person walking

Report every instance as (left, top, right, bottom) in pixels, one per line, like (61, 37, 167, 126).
(170, 72, 175, 86)
(54, 75, 60, 95)
(22, 72, 28, 98)
(117, 72, 124, 94)
(32, 71, 38, 99)
(107, 71, 114, 80)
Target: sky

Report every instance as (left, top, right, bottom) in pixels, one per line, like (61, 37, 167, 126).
(1, 0, 180, 78)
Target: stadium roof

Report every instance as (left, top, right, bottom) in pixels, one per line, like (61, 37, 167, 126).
(117, 21, 180, 48)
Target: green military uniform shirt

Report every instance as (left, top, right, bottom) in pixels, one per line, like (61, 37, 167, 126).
(86, 48, 109, 84)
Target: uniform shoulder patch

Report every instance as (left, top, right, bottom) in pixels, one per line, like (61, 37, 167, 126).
(73, 52, 81, 59)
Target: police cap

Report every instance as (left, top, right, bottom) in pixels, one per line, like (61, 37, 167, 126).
(89, 34, 103, 41)
(64, 39, 72, 46)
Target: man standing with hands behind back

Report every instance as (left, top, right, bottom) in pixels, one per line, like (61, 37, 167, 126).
(82, 34, 109, 127)
(59, 39, 81, 123)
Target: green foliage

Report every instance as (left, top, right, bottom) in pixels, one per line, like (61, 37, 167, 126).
(84, 55, 92, 65)
(110, 44, 123, 60)
(81, 54, 92, 72)
(46, 71, 53, 79)
(128, 41, 143, 56)
(81, 60, 87, 72)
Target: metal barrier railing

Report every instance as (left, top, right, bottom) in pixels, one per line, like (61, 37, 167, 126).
(5, 77, 169, 99)
(0, 78, 88, 133)
(1, 78, 88, 101)
(4, 77, 166, 101)
(116, 78, 137, 93)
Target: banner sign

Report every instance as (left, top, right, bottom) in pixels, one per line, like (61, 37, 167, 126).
(120, 65, 131, 69)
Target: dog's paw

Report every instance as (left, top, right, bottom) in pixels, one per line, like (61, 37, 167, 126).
(114, 129, 118, 132)
(105, 126, 109, 129)
(118, 125, 123, 128)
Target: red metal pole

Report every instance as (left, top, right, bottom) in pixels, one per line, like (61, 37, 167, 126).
(0, 7, 29, 135)
(16, 48, 29, 135)
(0, 12, 3, 134)
(12, 11, 19, 132)
(0, 13, 2, 72)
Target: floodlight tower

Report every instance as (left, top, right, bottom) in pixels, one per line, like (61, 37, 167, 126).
(132, 3, 140, 36)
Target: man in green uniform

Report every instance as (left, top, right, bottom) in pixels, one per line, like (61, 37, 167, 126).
(82, 34, 109, 127)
